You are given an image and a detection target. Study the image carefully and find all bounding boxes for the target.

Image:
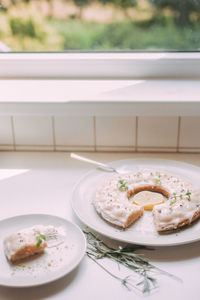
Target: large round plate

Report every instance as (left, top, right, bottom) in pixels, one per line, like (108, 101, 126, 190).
(0, 214, 86, 287)
(72, 158, 200, 247)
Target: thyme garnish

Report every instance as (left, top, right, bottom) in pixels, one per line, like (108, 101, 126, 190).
(153, 173, 161, 185)
(170, 199, 176, 206)
(185, 190, 191, 198)
(84, 231, 181, 294)
(170, 190, 192, 205)
(118, 179, 128, 191)
(36, 234, 46, 247)
(170, 192, 177, 205)
(172, 192, 177, 199)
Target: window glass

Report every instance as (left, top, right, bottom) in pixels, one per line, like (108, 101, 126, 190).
(0, 0, 200, 52)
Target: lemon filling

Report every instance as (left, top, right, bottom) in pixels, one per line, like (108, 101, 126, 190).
(132, 191, 164, 210)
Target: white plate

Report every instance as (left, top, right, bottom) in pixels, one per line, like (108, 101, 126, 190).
(72, 158, 200, 247)
(0, 214, 86, 287)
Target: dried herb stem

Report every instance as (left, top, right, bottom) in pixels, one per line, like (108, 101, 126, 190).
(85, 231, 181, 294)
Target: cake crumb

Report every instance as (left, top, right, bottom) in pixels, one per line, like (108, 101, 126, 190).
(18, 263, 26, 268)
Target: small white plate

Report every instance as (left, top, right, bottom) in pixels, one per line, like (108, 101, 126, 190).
(0, 214, 86, 287)
(72, 158, 200, 247)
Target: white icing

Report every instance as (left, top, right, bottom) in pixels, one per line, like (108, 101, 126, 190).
(153, 193, 200, 231)
(94, 169, 200, 231)
(4, 225, 66, 260)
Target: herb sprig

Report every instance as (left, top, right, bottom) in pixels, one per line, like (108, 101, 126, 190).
(36, 234, 46, 247)
(153, 173, 162, 185)
(170, 190, 192, 205)
(185, 190, 191, 198)
(118, 179, 128, 191)
(85, 231, 181, 294)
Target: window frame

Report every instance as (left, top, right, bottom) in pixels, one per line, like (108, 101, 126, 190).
(0, 52, 200, 79)
(0, 52, 200, 116)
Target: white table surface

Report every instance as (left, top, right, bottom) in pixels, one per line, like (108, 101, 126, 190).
(0, 151, 200, 300)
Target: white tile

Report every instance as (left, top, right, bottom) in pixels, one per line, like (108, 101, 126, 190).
(138, 117, 179, 148)
(14, 116, 53, 146)
(178, 148, 200, 153)
(15, 145, 54, 151)
(56, 146, 94, 152)
(137, 147, 177, 153)
(179, 117, 200, 148)
(54, 116, 94, 147)
(0, 116, 13, 146)
(0, 145, 14, 151)
(96, 116, 136, 148)
(96, 146, 135, 152)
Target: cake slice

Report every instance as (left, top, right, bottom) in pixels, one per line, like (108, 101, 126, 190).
(152, 191, 200, 232)
(4, 226, 47, 263)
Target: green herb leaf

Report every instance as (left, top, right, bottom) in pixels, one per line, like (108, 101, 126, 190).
(118, 179, 128, 191)
(170, 198, 177, 206)
(185, 190, 191, 197)
(118, 180, 124, 184)
(153, 174, 162, 185)
(172, 192, 177, 199)
(36, 234, 46, 247)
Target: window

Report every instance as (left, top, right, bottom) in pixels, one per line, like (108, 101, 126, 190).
(0, 1, 199, 81)
(0, 0, 200, 52)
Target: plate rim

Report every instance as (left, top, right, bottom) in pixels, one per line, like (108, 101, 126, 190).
(71, 157, 200, 247)
(0, 213, 86, 288)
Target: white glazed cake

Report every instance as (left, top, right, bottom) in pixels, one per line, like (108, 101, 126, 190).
(153, 190, 200, 231)
(4, 225, 49, 263)
(94, 169, 200, 232)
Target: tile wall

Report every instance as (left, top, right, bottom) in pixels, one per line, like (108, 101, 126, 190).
(0, 115, 199, 152)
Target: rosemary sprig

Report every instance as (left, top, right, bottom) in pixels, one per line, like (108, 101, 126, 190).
(87, 251, 158, 293)
(84, 231, 181, 294)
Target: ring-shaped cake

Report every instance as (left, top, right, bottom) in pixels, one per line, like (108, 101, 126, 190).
(93, 170, 200, 232)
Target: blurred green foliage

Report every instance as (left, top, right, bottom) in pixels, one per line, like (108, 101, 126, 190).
(0, 0, 199, 51)
(52, 18, 200, 50)
(98, 0, 137, 8)
(150, 0, 200, 25)
(9, 17, 44, 39)
(73, 0, 91, 6)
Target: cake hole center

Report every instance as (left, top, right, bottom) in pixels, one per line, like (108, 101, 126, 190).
(127, 185, 170, 211)
(131, 190, 165, 210)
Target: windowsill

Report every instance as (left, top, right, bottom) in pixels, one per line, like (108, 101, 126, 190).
(0, 79, 200, 116)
